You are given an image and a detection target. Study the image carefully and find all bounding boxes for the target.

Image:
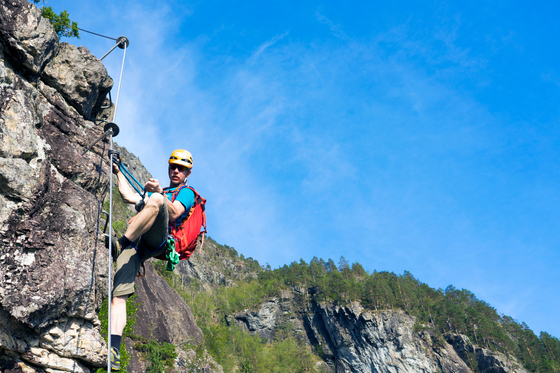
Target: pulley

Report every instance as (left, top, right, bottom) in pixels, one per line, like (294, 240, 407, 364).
(117, 36, 129, 49)
(104, 122, 120, 137)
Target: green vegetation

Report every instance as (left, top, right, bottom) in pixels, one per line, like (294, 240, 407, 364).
(152, 259, 321, 372)
(98, 293, 140, 372)
(31, 1, 80, 38)
(257, 257, 560, 373)
(133, 340, 177, 373)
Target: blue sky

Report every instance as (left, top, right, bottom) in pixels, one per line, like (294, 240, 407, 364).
(50, 0, 559, 337)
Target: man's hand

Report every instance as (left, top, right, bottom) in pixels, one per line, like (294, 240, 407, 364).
(112, 163, 119, 174)
(145, 178, 163, 194)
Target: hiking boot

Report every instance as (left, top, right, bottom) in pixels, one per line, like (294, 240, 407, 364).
(104, 235, 122, 261)
(110, 346, 120, 371)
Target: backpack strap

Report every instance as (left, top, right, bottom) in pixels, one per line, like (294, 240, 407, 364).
(187, 186, 207, 229)
(162, 184, 190, 203)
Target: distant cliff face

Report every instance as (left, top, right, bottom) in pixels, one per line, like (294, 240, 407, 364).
(230, 293, 529, 373)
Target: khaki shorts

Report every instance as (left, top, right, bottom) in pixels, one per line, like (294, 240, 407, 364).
(113, 194, 169, 298)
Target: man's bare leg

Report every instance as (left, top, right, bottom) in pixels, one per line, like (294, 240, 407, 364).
(111, 296, 127, 336)
(122, 193, 164, 242)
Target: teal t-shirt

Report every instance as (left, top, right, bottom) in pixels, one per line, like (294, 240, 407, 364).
(149, 186, 195, 224)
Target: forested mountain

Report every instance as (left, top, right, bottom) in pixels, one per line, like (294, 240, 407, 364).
(151, 237, 560, 373)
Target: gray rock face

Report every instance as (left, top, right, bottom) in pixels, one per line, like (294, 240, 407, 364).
(447, 334, 528, 373)
(126, 262, 204, 373)
(0, 0, 59, 77)
(132, 262, 202, 347)
(233, 298, 281, 338)
(230, 290, 302, 341)
(231, 292, 530, 373)
(0, 2, 112, 371)
(42, 43, 113, 119)
(175, 238, 260, 293)
(311, 303, 468, 373)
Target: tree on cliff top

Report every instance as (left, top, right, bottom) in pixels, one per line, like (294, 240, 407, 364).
(31, 0, 79, 38)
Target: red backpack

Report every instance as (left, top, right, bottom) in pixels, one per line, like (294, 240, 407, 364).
(156, 185, 207, 260)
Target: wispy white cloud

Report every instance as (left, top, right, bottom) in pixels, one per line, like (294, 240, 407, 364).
(251, 32, 289, 60)
(316, 11, 350, 40)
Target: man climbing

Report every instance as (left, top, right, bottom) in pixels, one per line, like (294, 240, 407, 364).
(107, 149, 195, 370)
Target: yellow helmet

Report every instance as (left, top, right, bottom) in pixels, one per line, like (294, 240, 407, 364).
(169, 149, 193, 169)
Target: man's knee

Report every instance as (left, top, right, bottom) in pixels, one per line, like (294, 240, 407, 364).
(146, 193, 165, 209)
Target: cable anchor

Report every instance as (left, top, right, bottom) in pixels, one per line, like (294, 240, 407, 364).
(116, 36, 129, 49)
(101, 36, 130, 60)
(81, 122, 120, 157)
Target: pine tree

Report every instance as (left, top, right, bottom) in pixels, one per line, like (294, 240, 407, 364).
(32, 0, 80, 38)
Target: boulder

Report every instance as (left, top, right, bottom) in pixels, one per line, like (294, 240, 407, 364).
(131, 261, 202, 346)
(42, 43, 113, 119)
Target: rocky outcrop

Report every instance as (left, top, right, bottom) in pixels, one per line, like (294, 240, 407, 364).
(309, 303, 469, 373)
(42, 43, 113, 119)
(175, 238, 260, 292)
(230, 291, 530, 373)
(131, 262, 202, 346)
(0, 0, 59, 77)
(447, 334, 528, 373)
(125, 262, 204, 373)
(0, 1, 114, 371)
(229, 290, 302, 341)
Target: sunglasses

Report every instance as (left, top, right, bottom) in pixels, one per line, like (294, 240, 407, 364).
(169, 164, 188, 172)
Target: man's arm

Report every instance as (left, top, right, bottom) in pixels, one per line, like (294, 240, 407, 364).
(113, 164, 142, 205)
(167, 199, 186, 222)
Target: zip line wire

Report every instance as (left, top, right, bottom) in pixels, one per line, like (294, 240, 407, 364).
(77, 27, 118, 41)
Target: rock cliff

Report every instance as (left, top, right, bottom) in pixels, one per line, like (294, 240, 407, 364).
(229, 291, 529, 373)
